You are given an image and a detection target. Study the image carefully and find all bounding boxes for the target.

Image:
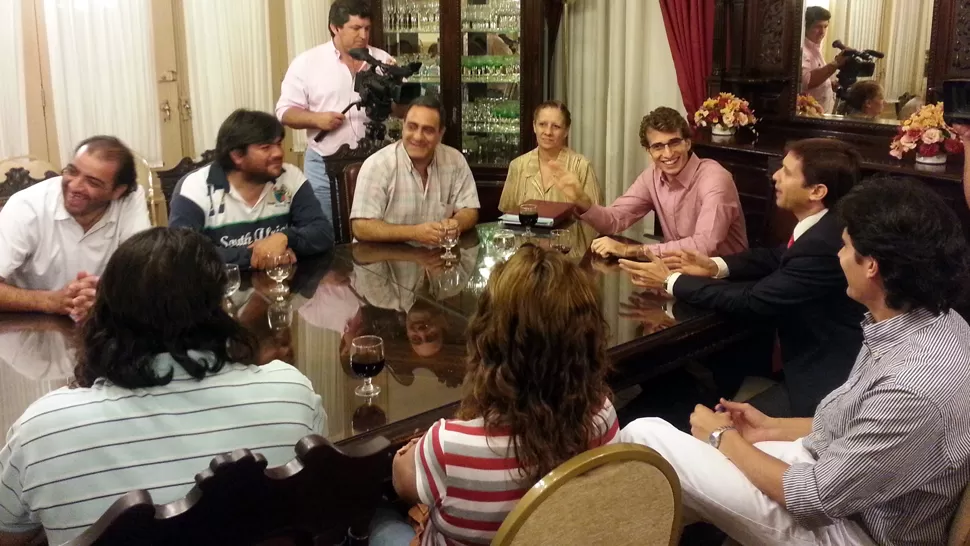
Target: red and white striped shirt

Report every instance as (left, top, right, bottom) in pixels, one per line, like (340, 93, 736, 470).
(414, 400, 619, 545)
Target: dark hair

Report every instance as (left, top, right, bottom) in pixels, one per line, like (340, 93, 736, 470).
(534, 100, 572, 128)
(215, 109, 285, 173)
(639, 106, 691, 146)
(805, 6, 832, 31)
(405, 94, 445, 129)
(75, 228, 257, 389)
(74, 136, 137, 197)
(329, 0, 372, 37)
(838, 177, 970, 314)
(459, 245, 613, 485)
(784, 138, 861, 208)
(843, 81, 883, 115)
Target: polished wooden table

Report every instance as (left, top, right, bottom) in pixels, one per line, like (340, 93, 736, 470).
(0, 222, 751, 450)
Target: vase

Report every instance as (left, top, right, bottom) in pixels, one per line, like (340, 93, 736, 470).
(711, 124, 737, 137)
(711, 134, 735, 144)
(915, 153, 947, 165)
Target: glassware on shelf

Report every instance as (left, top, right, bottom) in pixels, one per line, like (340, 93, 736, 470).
(460, 56, 520, 82)
(461, 0, 520, 32)
(384, 0, 441, 33)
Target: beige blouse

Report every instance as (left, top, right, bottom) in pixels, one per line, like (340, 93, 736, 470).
(498, 147, 602, 214)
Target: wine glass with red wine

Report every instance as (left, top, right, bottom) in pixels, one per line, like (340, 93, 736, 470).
(551, 229, 571, 255)
(519, 203, 539, 236)
(351, 335, 385, 397)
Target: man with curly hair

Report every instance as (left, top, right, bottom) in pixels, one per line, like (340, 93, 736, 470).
(553, 106, 748, 259)
(622, 177, 970, 546)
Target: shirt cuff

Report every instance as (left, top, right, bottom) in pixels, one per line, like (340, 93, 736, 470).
(783, 462, 835, 528)
(664, 299, 675, 319)
(712, 257, 730, 279)
(664, 272, 682, 296)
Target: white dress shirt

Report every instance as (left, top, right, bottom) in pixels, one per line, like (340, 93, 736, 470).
(0, 177, 151, 290)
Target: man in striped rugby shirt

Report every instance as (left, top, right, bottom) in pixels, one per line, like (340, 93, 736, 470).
(622, 177, 970, 545)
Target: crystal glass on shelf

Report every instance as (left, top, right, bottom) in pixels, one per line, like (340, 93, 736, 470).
(351, 335, 385, 398)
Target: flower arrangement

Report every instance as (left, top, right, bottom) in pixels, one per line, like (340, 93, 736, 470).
(890, 103, 964, 159)
(796, 94, 825, 117)
(694, 92, 757, 130)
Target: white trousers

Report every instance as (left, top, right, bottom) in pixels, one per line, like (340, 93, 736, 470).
(620, 418, 876, 546)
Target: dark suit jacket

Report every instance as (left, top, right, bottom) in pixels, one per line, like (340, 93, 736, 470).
(673, 211, 865, 416)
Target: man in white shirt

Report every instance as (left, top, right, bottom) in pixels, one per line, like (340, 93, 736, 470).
(0, 136, 150, 319)
(619, 139, 865, 416)
(276, 0, 394, 230)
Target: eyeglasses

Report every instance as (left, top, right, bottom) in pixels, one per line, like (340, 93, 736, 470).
(647, 138, 686, 153)
(62, 164, 109, 189)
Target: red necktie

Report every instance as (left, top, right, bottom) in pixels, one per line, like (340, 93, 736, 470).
(787, 235, 795, 249)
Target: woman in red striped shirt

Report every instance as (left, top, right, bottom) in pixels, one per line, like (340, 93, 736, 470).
(391, 244, 619, 545)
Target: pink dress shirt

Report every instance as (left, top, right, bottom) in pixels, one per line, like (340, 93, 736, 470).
(276, 41, 393, 156)
(580, 154, 748, 256)
(801, 38, 835, 114)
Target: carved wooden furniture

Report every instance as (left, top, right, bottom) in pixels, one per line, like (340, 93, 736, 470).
(155, 150, 215, 209)
(330, 162, 365, 245)
(61, 435, 391, 546)
(0, 156, 58, 210)
(492, 444, 683, 546)
(134, 154, 168, 227)
(325, 142, 383, 244)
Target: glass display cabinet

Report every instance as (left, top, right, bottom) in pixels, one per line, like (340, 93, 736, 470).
(377, 0, 545, 183)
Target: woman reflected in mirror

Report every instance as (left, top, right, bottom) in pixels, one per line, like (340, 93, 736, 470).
(839, 80, 885, 119)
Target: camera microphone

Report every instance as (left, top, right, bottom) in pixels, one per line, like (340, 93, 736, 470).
(832, 39, 847, 50)
(349, 47, 380, 65)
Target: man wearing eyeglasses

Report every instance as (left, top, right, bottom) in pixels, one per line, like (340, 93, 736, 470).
(554, 106, 748, 259)
(0, 136, 150, 319)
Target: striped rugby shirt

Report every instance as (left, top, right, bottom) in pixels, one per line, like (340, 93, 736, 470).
(415, 400, 618, 545)
(783, 308, 970, 545)
(168, 162, 333, 268)
(0, 354, 326, 544)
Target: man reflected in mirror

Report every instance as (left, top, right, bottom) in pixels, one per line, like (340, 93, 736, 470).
(801, 6, 847, 114)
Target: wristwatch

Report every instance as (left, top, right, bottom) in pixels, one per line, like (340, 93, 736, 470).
(662, 273, 675, 294)
(709, 426, 736, 449)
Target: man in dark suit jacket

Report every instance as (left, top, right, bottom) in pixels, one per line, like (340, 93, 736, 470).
(619, 138, 866, 416)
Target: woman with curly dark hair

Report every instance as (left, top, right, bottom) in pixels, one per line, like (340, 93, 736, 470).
(389, 245, 618, 546)
(0, 228, 324, 545)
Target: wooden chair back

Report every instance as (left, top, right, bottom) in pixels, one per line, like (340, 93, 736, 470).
(492, 443, 683, 546)
(62, 435, 391, 546)
(0, 156, 58, 210)
(155, 150, 215, 210)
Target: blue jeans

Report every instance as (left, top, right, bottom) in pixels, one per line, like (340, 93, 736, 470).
(368, 504, 416, 546)
(304, 147, 334, 232)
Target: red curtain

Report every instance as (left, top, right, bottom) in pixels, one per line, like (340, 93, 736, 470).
(659, 0, 716, 116)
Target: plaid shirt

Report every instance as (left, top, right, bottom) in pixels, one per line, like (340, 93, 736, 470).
(350, 142, 480, 225)
(783, 308, 970, 545)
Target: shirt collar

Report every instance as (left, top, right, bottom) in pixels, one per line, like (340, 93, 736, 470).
(661, 153, 701, 187)
(803, 37, 822, 53)
(861, 307, 940, 356)
(792, 208, 828, 242)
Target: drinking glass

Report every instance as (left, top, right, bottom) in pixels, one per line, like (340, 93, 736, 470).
(267, 254, 293, 298)
(224, 264, 240, 297)
(441, 224, 459, 260)
(351, 335, 385, 397)
(267, 300, 292, 331)
(492, 228, 517, 257)
(518, 203, 538, 236)
(551, 229, 571, 255)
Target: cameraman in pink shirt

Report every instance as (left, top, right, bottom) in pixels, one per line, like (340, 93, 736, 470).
(276, 0, 393, 238)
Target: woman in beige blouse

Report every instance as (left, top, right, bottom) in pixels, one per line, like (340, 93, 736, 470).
(498, 101, 601, 213)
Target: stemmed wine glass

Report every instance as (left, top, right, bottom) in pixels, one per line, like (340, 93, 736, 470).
(519, 203, 538, 237)
(441, 224, 459, 260)
(267, 254, 293, 299)
(351, 335, 385, 397)
(492, 228, 517, 258)
(267, 299, 292, 332)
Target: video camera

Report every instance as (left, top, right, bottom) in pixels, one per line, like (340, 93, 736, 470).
(832, 40, 884, 100)
(314, 48, 422, 144)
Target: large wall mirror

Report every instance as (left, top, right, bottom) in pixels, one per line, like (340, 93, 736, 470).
(796, 0, 934, 125)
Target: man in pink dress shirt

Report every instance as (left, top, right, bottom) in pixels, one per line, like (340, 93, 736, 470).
(553, 106, 748, 258)
(276, 0, 393, 236)
(801, 7, 847, 114)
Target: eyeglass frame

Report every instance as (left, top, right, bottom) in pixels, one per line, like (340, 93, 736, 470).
(645, 137, 690, 154)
